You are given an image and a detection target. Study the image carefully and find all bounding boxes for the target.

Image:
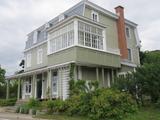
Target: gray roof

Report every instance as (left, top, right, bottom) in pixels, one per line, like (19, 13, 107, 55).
(25, 0, 138, 50)
(25, 1, 85, 49)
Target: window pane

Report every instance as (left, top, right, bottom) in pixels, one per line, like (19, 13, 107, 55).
(49, 22, 74, 53)
(78, 21, 103, 50)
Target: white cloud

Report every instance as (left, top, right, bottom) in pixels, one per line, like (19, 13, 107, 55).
(0, 0, 160, 75)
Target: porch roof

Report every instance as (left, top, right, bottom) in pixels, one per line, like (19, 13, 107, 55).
(5, 61, 74, 80)
(5, 67, 48, 80)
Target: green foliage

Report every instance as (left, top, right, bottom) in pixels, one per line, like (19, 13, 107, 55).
(16, 106, 20, 113)
(89, 89, 137, 120)
(42, 99, 67, 114)
(0, 67, 5, 84)
(0, 98, 17, 106)
(32, 108, 37, 115)
(20, 104, 30, 114)
(69, 80, 99, 96)
(67, 88, 137, 120)
(27, 98, 40, 109)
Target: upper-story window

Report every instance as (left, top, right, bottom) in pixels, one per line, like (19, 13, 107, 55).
(49, 22, 74, 53)
(91, 10, 99, 22)
(37, 49, 43, 64)
(59, 14, 65, 22)
(128, 48, 132, 61)
(33, 31, 38, 44)
(126, 27, 131, 38)
(26, 53, 31, 67)
(78, 21, 103, 50)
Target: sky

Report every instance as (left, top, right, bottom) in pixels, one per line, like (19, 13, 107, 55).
(0, 0, 160, 75)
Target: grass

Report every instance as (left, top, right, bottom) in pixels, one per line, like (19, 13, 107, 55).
(35, 114, 90, 120)
(125, 105, 160, 120)
(36, 106, 160, 120)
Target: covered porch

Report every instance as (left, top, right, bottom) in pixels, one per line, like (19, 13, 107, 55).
(5, 64, 70, 101)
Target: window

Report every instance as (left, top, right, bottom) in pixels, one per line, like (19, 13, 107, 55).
(78, 21, 103, 50)
(49, 22, 74, 53)
(59, 14, 65, 22)
(126, 27, 131, 38)
(33, 31, 38, 44)
(26, 53, 31, 67)
(91, 10, 99, 22)
(25, 78, 32, 94)
(37, 49, 43, 64)
(128, 48, 132, 61)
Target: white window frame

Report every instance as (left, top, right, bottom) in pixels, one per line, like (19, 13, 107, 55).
(59, 14, 65, 22)
(33, 31, 38, 44)
(26, 53, 31, 68)
(37, 49, 43, 64)
(91, 10, 99, 22)
(126, 27, 131, 39)
(127, 48, 132, 61)
(24, 79, 32, 95)
(78, 20, 104, 50)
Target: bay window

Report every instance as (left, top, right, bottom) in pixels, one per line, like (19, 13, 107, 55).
(48, 19, 105, 54)
(49, 22, 74, 53)
(78, 21, 103, 50)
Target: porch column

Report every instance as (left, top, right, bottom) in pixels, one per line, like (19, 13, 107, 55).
(6, 80, 10, 99)
(78, 66, 82, 80)
(32, 74, 36, 98)
(47, 69, 52, 99)
(111, 69, 114, 84)
(96, 67, 99, 81)
(17, 78, 21, 100)
(41, 72, 45, 99)
(107, 70, 111, 88)
(102, 68, 105, 87)
(74, 65, 77, 81)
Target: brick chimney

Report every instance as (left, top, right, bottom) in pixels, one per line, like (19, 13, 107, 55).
(115, 6, 128, 59)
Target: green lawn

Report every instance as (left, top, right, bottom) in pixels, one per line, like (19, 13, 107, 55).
(36, 106, 160, 120)
(125, 106, 160, 120)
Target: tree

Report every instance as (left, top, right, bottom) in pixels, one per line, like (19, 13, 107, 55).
(0, 66, 6, 84)
(115, 50, 160, 104)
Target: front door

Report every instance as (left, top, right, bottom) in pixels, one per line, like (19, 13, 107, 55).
(37, 74, 42, 99)
(52, 71, 58, 97)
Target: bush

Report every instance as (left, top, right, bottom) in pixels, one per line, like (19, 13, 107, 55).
(27, 98, 40, 109)
(32, 108, 37, 115)
(16, 106, 20, 113)
(20, 104, 29, 114)
(42, 99, 67, 114)
(66, 88, 137, 120)
(0, 98, 17, 106)
(89, 89, 137, 120)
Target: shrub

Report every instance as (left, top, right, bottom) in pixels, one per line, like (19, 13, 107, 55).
(20, 104, 29, 114)
(0, 98, 17, 106)
(32, 108, 37, 115)
(42, 99, 67, 114)
(89, 89, 137, 120)
(16, 106, 20, 113)
(66, 88, 137, 120)
(27, 98, 40, 109)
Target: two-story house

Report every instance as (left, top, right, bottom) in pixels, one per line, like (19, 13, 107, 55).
(6, 0, 141, 101)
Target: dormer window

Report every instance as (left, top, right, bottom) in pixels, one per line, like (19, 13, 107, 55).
(33, 30, 38, 44)
(91, 10, 99, 22)
(59, 14, 65, 22)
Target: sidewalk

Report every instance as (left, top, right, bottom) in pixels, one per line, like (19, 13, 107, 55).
(0, 112, 47, 120)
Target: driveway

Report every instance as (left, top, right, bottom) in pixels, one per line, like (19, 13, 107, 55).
(0, 112, 45, 120)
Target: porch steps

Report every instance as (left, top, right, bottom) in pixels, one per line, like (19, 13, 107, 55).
(15, 99, 29, 106)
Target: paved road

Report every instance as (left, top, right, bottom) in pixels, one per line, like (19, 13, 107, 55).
(0, 112, 44, 120)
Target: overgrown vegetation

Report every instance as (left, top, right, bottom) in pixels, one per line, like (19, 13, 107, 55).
(0, 98, 17, 106)
(114, 50, 160, 105)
